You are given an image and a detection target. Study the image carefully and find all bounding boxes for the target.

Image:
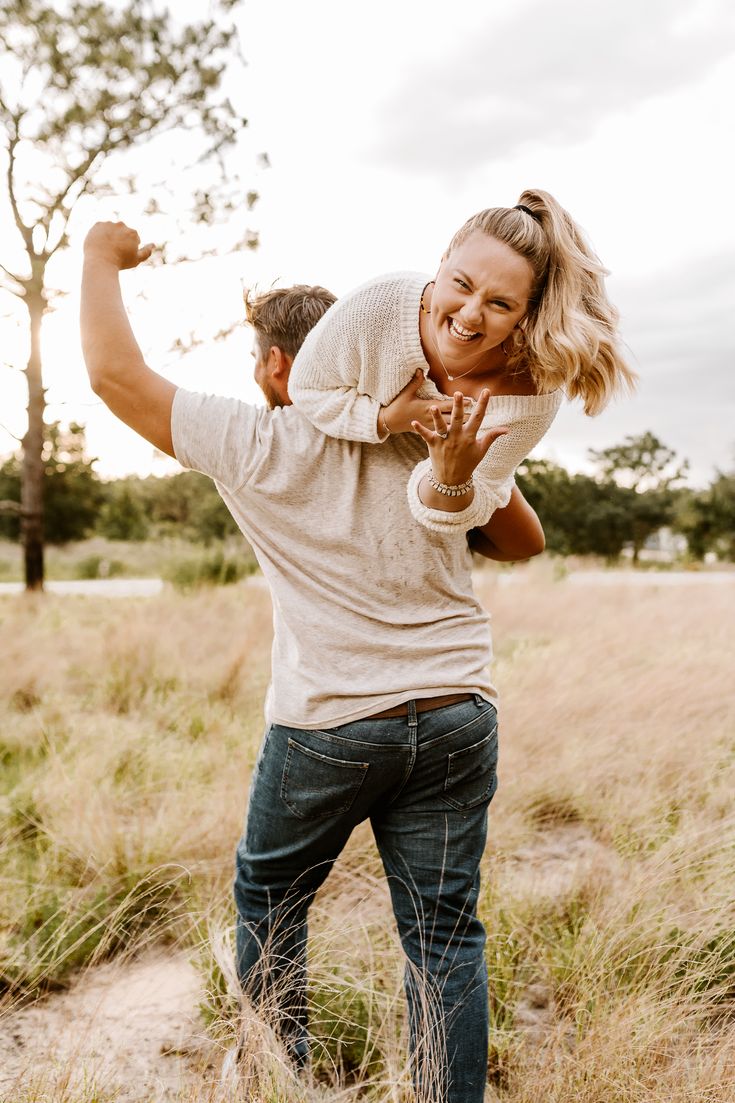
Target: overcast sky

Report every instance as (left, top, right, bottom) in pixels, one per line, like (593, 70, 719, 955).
(1, 0, 733, 485)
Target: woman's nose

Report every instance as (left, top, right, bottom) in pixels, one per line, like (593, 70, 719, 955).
(459, 296, 483, 327)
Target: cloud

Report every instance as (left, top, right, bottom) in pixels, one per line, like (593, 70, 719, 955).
(539, 248, 735, 484)
(372, 0, 735, 174)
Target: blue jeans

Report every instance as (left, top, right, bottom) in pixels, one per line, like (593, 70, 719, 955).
(234, 696, 499, 1103)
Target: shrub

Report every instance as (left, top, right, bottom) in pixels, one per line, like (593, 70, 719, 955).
(162, 549, 258, 591)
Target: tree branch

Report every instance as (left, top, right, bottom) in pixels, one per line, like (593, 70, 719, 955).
(7, 126, 34, 255)
(41, 147, 104, 256)
(0, 259, 27, 291)
(0, 420, 22, 441)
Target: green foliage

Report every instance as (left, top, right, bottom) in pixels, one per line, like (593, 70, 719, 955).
(674, 470, 735, 561)
(95, 470, 243, 544)
(97, 481, 149, 541)
(139, 471, 241, 543)
(162, 547, 257, 591)
(0, 422, 103, 544)
(517, 459, 631, 559)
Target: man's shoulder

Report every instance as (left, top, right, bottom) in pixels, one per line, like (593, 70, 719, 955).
(172, 388, 325, 487)
(174, 388, 317, 439)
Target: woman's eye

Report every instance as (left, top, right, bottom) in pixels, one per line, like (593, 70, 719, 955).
(454, 278, 470, 290)
(493, 301, 510, 310)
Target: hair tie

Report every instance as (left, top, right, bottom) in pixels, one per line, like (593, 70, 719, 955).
(514, 204, 539, 221)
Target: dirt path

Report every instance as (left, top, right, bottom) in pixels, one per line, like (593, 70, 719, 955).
(0, 950, 208, 1101)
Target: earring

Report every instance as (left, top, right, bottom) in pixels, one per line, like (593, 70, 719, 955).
(420, 281, 435, 314)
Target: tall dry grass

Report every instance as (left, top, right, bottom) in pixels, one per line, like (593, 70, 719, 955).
(1, 565, 734, 1100)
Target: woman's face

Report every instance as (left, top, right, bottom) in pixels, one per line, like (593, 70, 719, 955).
(428, 231, 534, 373)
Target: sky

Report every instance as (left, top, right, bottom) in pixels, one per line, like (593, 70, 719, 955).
(1, 0, 734, 486)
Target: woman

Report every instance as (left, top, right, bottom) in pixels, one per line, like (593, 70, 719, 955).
(289, 188, 635, 532)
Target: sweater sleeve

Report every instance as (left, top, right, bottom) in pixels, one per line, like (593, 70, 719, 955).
(288, 327, 383, 443)
(407, 391, 563, 532)
(288, 272, 430, 444)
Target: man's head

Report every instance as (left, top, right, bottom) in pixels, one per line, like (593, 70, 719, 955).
(244, 284, 337, 409)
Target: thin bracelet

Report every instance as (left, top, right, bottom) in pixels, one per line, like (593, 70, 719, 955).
(378, 408, 392, 436)
(427, 471, 474, 497)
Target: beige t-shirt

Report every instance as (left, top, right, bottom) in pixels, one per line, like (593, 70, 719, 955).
(172, 389, 497, 729)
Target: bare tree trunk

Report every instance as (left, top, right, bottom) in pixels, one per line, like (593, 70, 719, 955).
(21, 290, 46, 591)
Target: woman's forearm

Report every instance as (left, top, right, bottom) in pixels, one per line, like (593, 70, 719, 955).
(470, 487, 545, 561)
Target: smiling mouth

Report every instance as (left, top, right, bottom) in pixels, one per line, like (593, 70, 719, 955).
(448, 317, 481, 343)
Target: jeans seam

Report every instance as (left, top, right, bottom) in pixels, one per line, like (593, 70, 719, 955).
(387, 707, 418, 805)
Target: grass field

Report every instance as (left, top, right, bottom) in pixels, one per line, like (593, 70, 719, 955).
(1, 564, 734, 1101)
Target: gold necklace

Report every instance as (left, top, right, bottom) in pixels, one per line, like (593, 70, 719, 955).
(423, 293, 486, 381)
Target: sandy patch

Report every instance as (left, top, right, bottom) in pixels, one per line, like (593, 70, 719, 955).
(499, 823, 617, 901)
(0, 950, 208, 1101)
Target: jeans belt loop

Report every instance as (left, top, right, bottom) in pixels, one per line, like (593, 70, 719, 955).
(408, 699, 418, 727)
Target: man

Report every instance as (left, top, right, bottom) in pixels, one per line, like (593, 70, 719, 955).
(81, 222, 544, 1103)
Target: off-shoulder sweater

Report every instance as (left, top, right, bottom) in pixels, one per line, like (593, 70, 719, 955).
(289, 272, 563, 532)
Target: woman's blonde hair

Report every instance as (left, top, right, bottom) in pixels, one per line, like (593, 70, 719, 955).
(447, 189, 636, 414)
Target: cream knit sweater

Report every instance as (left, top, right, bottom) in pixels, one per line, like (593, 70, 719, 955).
(289, 272, 563, 532)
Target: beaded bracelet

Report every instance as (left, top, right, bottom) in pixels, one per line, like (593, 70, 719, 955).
(427, 471, 474, 497)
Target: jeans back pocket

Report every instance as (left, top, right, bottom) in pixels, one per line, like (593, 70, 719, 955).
(442, 728, 499, 811)
(281, 738, 369, 821)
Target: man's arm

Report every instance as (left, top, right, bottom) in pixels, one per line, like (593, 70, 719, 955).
(467, 486, 545, 562)
(80, 222, 176, 457)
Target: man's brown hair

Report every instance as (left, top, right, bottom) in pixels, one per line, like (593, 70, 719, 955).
(244, 285, 337, 360)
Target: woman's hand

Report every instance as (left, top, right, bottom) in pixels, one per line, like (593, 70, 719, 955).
(380, 370, 460, 435)
(412, 389, 507, 487)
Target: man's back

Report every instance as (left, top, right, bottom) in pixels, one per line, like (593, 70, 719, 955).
(172, 391, 495, 728)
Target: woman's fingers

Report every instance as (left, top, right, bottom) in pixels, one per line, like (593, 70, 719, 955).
(466, 388, 491, 433)
(430, 406, 448, 437)
(411, 419, 435, 444)
(449, 391, 467, 432)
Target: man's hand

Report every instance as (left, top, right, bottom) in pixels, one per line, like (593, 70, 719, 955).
(84, 221, 155, 271)
(381, 370, 467, 435)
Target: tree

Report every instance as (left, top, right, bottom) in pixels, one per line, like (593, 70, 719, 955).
(0, 421, 103, 543)
(674, 469, 735, 562)
(588, 431, 687, 493)
(517, 458, 631, 560)
(0, 0, 252, 589)
(588, 432, 688, 563)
